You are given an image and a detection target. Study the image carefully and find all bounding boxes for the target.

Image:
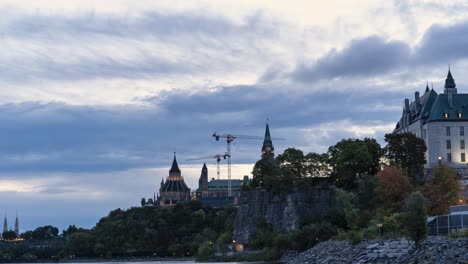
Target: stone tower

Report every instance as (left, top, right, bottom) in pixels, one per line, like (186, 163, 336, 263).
(261, 120, 275, 160)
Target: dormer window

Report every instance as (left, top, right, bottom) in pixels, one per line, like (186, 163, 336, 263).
(458, 112, 463, 118)
(444, 113, 449, 118)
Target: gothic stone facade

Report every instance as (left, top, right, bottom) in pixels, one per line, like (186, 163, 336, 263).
(394, 70, 468, 176)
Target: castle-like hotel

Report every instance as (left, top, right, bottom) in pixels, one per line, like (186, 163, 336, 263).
(394, 69, 468, 175)
(142, 122, 275, 207)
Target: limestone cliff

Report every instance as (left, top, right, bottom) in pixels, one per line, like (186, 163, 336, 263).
(233, 187, 336, 244)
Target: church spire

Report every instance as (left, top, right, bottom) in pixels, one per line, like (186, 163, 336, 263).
(3, 211, 7, 235)
(261, 119, 275, 160)
(14, 211, 19, 237)
(169, 152, 181, 177)
(425, 81, 429, 93)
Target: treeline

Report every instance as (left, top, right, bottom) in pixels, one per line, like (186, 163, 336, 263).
(61, 201, 234, 259)
(242, 132, 464, 256)
(0, 226, 62, 262)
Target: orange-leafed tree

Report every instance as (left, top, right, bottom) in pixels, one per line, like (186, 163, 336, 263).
(375, 166, 413, 215)
(422, 165, 462, 216)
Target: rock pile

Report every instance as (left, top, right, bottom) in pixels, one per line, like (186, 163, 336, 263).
(280, 237, 468, 264)
(398, 237, 468, 264)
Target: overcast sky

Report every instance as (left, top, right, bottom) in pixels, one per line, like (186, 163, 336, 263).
(2, 0, 468, 231)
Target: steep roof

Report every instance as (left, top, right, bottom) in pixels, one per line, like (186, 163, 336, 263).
(161, 179, 190, 192)
(394, 70, 468, 132)
(426, 94, 468, 122)
(169, 153, 181, 177)
(445, 69, 456, 89)
(262, 121, 273, 149)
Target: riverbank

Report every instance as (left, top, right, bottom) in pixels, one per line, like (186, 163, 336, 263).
(280, 237, 468, 263)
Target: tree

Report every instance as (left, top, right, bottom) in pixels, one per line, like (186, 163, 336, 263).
(305, 152, 331, 177)
(141, 198, 146, 207)
(276, 148, 307, 178)
(402, 192, 428, 246)
(422, 165, 462, 215)
(2, 230, 17, 240)
(328, 138, 382, 190)
(251, 158, 281, 190)
(336, 189, 359, 230)
(384, 133, 427, 185)
(355, 174, 378, 210)
(375, 167, 413, 214)
(32, 225, 59, 239)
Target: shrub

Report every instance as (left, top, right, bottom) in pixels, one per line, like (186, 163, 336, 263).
(196, 241, 213, 261)
(449, 228, 468, 238)
(402, 192, 428, 246)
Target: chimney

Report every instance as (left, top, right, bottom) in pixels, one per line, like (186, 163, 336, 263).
(415, 92, 421, 112)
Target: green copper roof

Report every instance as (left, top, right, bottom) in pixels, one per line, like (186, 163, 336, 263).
(262, 121, 273, 148)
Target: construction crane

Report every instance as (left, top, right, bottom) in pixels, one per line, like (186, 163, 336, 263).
(212, 133, 264, 197)
(186, 153, 229, 180)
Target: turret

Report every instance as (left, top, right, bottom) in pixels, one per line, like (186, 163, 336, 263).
(200, 163, 208, 192)
(444, 68, 457, 108)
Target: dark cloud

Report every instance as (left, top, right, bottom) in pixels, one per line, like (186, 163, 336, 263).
(0, 82, 406, 174)
(291, 20, 468, 83)
(415, 22, 468, 63)
(292, 36, 410, 82)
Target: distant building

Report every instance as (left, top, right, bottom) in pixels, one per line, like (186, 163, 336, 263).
(394, 69, 468, 173)
(261, 120, 275, 160)
(195, 122, 273, 207)
(394, 69, 468, 200)
(157, 153, 191, 207)
(1, 212, 19, 238)
(3, 214, 7, 234)
(14, 212, 19, 237)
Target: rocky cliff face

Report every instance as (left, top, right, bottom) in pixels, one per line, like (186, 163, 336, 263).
(233, 187, 336, 244)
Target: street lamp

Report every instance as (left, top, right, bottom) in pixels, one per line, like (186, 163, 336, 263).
(438, 156, 442, 167)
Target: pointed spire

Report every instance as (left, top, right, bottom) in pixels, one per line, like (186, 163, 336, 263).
(262, 119, 274, 160)
(14, 211, 19, 236)
(425, 81, 429, 93)
(169, 152, 181, 177)
(445, 67, 456, 89)
(3, 211, 7, 235)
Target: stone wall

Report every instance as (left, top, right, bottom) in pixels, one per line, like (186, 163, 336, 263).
(232, 187, 336, 244)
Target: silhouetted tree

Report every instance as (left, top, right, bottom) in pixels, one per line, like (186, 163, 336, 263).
(384, 133, 427, 185)
(328, 138, 382, 190)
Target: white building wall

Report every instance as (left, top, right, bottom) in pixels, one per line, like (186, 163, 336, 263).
(426, 121, 468, 172)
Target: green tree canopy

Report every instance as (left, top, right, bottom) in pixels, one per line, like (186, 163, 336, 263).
(384, 133, 427, 185)
(328, 138, 382, 190)
(402, 192, 428, 246)
(422, 165, 462, 215)
(2, 230, 17, 240)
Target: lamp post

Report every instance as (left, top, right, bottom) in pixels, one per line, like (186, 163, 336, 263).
(438, 156, 442, 167)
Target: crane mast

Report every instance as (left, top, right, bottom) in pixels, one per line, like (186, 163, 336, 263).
(186, 153, 229, 180)
(212, 133, 263, 197)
